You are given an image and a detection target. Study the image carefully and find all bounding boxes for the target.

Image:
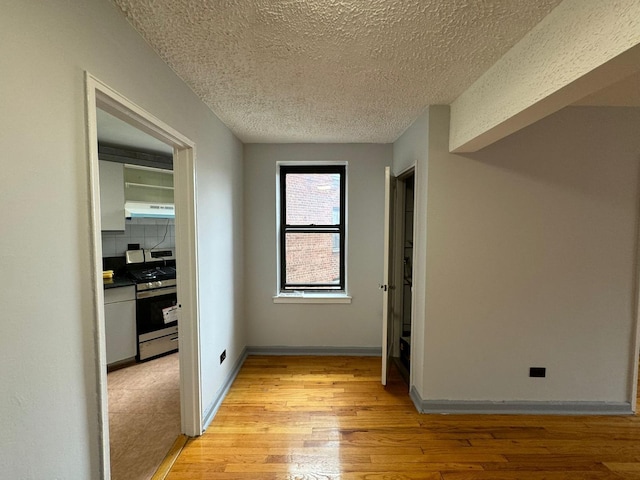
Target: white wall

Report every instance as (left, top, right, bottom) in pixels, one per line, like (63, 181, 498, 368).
(244, 144, 391, 348)
(0, 1, 244, 478)
(421, 105, 640, 403)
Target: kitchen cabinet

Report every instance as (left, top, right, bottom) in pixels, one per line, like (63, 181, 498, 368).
(99, 160, 125, 231)
(104, 285, 136, 365)
(124, 164, 174, 204)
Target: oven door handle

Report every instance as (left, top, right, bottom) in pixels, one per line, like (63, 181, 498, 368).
(137, 286, 177, 299)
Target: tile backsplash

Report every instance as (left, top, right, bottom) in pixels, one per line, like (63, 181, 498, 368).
(102, 217, 175, 257)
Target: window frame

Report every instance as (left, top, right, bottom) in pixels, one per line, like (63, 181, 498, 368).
(278, 164, 346, 293)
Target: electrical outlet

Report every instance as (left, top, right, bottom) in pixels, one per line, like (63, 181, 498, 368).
(220, 349, 226, 364)
(529, 367, 546, 378)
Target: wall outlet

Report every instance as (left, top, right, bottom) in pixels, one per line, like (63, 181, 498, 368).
(529, 367, 546, 377)
(220, 349, 226, 364)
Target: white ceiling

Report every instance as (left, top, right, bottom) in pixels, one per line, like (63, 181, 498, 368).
(112, 0, 565, 144)
(96, 108, 173, 154)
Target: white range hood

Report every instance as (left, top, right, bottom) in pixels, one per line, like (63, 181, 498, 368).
(125, 201, 175, 219)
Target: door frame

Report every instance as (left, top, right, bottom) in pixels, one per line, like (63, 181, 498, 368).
(84, 73, 202, 478)
(381, 167, 396, 385)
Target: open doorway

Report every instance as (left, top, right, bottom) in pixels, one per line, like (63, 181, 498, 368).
(85, 73, 201, 478)
(97, 107, 182, 478)
(392, 169, 415, 385)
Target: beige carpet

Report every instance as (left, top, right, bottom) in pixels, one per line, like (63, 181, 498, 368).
(108, 353, 181, 480)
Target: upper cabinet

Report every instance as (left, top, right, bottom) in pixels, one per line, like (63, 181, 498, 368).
(99, 160, 174, 231)
(124, 164, 174, 204)
(99, 160, 125, 231)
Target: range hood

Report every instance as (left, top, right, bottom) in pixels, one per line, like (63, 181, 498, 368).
(125, 201, 175, 219)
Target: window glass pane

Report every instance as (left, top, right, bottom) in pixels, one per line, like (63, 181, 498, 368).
(286, 173, 341, 225)
(285, 232, 341, 287)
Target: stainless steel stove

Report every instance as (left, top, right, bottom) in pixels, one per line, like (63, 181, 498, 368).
(126, 249, 178, 361)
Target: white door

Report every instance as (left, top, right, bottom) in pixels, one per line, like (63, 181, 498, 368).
(381, 167, 396, 385)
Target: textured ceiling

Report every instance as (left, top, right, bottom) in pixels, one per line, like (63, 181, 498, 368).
(112, 0, 563, 143)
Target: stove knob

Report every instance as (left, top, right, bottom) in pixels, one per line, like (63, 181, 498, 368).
(146, 282, 153, 289)
(154, 281, 162, 288)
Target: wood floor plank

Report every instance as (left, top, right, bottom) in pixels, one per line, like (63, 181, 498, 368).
(369, 453, 508, 464)
(606, 462, 640, 470)
(166, 356, 640, 480)
(442, 472, 624, 480)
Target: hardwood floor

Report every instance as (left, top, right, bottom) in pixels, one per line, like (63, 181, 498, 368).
(166, 356, 640, 479)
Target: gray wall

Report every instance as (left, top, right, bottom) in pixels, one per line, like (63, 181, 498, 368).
(0, 1, 244, 477)
(244, 144, 392, 348)
(421, 105, 640, 403)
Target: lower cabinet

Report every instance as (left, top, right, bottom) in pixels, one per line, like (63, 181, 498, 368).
(104, 286, 136, 365)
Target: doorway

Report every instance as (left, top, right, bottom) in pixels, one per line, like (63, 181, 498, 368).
(85, 73, 201, 478)
(97, 107, 181, 478)
(392, 170, 415, 384)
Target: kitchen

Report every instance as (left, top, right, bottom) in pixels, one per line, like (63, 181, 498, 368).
(98, 108, 182, 479)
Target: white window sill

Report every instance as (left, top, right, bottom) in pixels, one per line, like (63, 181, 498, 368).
(273, 293, 352, 304)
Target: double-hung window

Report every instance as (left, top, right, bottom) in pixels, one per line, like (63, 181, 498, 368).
(279, 164, 346, 293)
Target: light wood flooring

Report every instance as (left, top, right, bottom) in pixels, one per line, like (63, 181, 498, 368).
(166, 355, 640, 479)
(108, 353, 181, 480)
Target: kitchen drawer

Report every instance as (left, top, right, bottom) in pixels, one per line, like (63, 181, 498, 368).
(139, 327, 179, 361)
(104, 285, 135, 304)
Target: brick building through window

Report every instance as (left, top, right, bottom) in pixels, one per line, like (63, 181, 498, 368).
(279, 164, 346, 291)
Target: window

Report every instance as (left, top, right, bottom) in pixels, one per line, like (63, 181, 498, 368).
(279, 164, 346, 292)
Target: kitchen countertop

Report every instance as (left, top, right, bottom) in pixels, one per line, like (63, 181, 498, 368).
(103, 276, 135, 289)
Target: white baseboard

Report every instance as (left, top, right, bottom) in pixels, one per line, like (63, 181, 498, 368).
(410, 386, 632, 415)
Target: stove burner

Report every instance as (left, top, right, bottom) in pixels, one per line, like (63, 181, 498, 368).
(129, 266, 176, 283)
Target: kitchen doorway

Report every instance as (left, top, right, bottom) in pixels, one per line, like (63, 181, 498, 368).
(98, 108, 180, 478)
(85, 73, 201, 479)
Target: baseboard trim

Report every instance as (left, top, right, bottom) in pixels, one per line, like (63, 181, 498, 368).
(409, 387, 633, 415)
(246, 345, 382, 356)
(202, 347, 248, 430)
